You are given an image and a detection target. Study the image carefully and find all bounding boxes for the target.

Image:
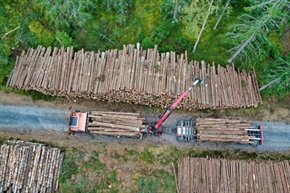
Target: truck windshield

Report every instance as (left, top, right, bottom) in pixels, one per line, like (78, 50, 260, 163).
(70, 116, 78, 126)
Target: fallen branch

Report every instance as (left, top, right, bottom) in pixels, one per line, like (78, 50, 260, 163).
(1, 26, 20, 40)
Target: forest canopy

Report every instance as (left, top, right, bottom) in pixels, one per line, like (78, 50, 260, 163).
(0, 0, 289, 98)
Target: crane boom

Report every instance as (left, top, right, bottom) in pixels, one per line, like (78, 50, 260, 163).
(148, 78, 203, 136)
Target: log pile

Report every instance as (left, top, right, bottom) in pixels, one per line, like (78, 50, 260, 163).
(7, 44, 262, 110)
(178, 157, 290, 193)
(195, 118, 257, 144)
(0, 140, 64, 193)
(87, 111, 145, 137)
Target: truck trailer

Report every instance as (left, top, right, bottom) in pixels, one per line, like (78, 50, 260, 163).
(176, 118, 263, 146)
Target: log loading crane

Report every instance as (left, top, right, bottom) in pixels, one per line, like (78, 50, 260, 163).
(144, 78, 203, 136)
(142, 77, 263, 146)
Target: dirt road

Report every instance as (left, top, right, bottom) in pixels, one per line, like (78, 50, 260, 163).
(0, 98, 290, 152)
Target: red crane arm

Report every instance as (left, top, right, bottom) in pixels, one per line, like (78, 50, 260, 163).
(150, 78, 203, 135)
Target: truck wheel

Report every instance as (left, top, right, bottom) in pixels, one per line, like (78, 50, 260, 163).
(139, 133, 143, 140)
(252, 140, 259, 147)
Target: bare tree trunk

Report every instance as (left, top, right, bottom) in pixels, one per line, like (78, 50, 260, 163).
(1, 26, 20, 40)
(192, 0, 214, 53)
(213, 0, 230, 30)
(173, 0, 178, 22)
(228, 35, 254, 63)
(259, 78, 281, 91)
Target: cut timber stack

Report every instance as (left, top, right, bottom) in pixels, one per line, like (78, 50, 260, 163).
(195, 118, 256, 144)
(0, 140, 64, 193)
(7, 44, 263, 110)
(178, 157, 290, 193)
(88, 111, 145, 137)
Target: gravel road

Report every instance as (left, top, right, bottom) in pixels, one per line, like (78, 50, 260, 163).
(0, 104, 69, 132)
(0, 104, 290, 152)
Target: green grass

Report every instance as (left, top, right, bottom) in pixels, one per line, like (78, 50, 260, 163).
(0, 86, 57, 101)
(59, 150, 119, 193)
(133, 170, 176, 193)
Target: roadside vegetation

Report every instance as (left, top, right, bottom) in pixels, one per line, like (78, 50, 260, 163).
(2, 134, 290, 192)
(39, 141, 290, 192)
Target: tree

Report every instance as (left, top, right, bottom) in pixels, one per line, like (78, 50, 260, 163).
(33, 0, 97, 30)
(55, 30, 78, 48)
(213, 0, 231, 30)
(100, 0, 133, 14)
(29, 21, 54, 47)
(226, 0, 290, 64)
(180, 0, 222, 52)
(261, 54, 290, 96)
(192, 0, 214, 53)
(161, 0, 190, 23)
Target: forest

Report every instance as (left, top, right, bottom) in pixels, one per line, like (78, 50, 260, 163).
(0, 0, 289, 99)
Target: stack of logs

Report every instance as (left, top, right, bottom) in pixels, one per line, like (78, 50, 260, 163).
(0, 140, 64, 193)
(178, 157, 290, 193)
(87, 111, 144, 137)
(6, 44, 262, 110)
(195, 118, 257, 144)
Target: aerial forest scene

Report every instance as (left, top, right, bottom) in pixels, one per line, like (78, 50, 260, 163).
(0, 0, 290, 192)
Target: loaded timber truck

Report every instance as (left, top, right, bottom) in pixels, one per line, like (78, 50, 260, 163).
(176, 119, 263, 146)
(69, 110, 145, 138)
(69, 78, 263, 145)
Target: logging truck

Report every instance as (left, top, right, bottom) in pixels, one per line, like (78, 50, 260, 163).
(69, 78, 264, 145)
(69, 78, 203, 138)
(175, 119, 263, 146)
(69, 110, 145, 138)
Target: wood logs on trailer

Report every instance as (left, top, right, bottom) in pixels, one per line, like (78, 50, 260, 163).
(0, 140, 64, 193)
(178, 157, 290, 193)
(7, 44, 262, 110)
(195, 118, 257, 144)
(87, 111, 145, 137)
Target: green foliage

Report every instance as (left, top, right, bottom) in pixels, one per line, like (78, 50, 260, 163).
(226, 0, 290, 65)
(261, 53, 290, 97)
(134, 170, 176, 193)
(29, 21, 54, 47)
(134, 147, 154, 164)
(55, 30, 78, 48)
(0, 136, 8, 146)
(20, 90, 57, 101)
(33, 0, 97, 31)
(180, 0, 222, 39)
(100, 0, 133, 15)
(59, 150, 118, 193)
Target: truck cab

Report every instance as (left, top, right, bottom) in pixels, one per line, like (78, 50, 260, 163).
(69, 111, 89, 134)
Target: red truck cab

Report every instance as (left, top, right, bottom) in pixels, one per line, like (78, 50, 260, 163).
(69, 111, 89, 134)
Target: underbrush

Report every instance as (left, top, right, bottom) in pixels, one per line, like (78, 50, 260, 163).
(57, 144, 290, 192)
(59, 150, 119, 193)
(0, 87, 57, 101)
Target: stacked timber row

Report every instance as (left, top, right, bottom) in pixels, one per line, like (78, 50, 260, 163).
(178, 157, 290, 193)
(0, 140, 64, 193)
(195, 118, 257, 144)
(7, 44, 262, 110)
(87, 111, 144, 137)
